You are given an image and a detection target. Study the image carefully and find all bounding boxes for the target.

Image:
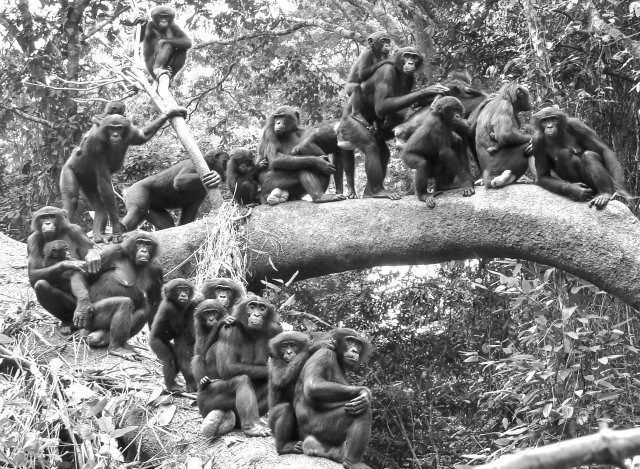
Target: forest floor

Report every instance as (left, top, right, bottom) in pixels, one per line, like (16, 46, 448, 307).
(0, 233, 339, 469)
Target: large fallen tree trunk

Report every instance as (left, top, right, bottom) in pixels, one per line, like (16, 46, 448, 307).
(155, 184, 640, 309)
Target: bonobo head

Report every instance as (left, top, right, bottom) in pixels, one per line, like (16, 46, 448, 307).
(31, 206, 68, 240)
(123, 232, 158, 267)
(150, 5, 175, 30)
(394, 47, 423, 75)
(498, 81, 532, 113)
(195, 299, 226, 328)
(332, 328, 372, 371)
(432, 96, 470, 135)
(204, 149, 230, 181)
(532, 107, 567, 141)
(43, 240, 70, 260)
(235, 295, 275, 332)
(103, 100, 126, 116)
(229, 148, 256, 176)
(272, 106, 300, 136)
(163, 278, 194, 306)
(100, 115, 131, 145)
(269, 331, 310, 363)
(201, 278, 245, 308)
(368, 31, 391, 57)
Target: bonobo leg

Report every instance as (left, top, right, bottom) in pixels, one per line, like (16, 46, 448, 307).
(122, 185, 150, 231)
(201, 409, 236, 438)
(33, 280, 75, 333)
(197, 375, 271, 437)
(413, 160, 438, 208)
(174, 336, 197, 391)
(87, 297, 135, 357)
(342, 150, 357, 199)
(269, 402, 303, 454)
(302, 435, 345, 462)
(576, 150, 615, 209)
(94, 168, 124, 242)
(146, 209, 176, 230)
(153, 43, 177, 78)
(178, 203, 200, 226)
(299, 171, 346, 203)
(149, 334, 179, 391)
(60, 166, 81, 223)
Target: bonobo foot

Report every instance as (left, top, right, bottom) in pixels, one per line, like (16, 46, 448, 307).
(59, 322, 74, 336)
(267, 188, 289, 205)
(490, 170, 516, 188)
(345, 188, 357, 199)
(312, 194, 347, 203)
(462, 186, 475, 197)
(202, 410, 236, 438)
(588, 193, 613, 209)
(108, 344, 138, 360)
(302, 435, 344, 462)
(365, 189, 401, 200)
(73, 299, 91, 329)
(153, 67, 172, 79)
(242, 422, 272, 437)
(166, 382, 182, 393)
(86, 330, 109, 348)
(343, 462, 372, 469)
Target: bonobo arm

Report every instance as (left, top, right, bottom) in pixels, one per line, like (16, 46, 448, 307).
(567, 118, 625, 188)
(373, 67, 449, 119)
(534, 146, 593, 202)
(161, 25, 192, 49)
(215, 327, 269, 380)
(269, 153, 334, 174)
(489, 102, 531, 146)
(303, 349, 363, 403)
(130, 108, 188, 145)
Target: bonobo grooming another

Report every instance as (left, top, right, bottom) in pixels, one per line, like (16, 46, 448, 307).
(198, 295, 282, 438)
(141, 5, 192, 80)
(294, 328, 373, 468)
(258, 106, 346, 205)
(27, 206, 101, 335)
(121, 149, 226, 231)
(531, 107, 628, 208)
(474, 81, 533, 188)
(60, 107, 187, 243)
(401, 96, 475, 207)
(337, 47, 449, 199)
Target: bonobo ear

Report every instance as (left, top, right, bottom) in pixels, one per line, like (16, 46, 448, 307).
(294, 111, 300, 121)
(367, 37, 374, 47)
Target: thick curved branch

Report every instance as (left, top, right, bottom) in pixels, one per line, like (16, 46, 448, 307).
(155, 185, 640, 309)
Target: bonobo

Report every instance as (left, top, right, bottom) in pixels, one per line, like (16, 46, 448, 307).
(226, 148, 261, 206)
(149, 278, 197, 391)
(401, 96, 475, 207)
(531, 107, 628, 208)
(345, 31, 393, 95)
(142, 6, 192, 80)
(60, 108, 187, 243)
(27, 206, 101, 335)
(294, 328, 373, 468)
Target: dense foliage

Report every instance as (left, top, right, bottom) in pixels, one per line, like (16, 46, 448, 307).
(2, 0, 640, 467)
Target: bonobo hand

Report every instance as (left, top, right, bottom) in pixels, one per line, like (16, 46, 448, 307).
(423, 84, 450, 96)
(568, 182, 594, 201)
(200, 376, 211, 388)
(85, 249, 102, 274)
(221, 315, 236, 326)
(61, 260, 87, 273)
(314, 158, 336, 175)
(166, 107, 188, 119)
(202, 170, 221, 189)
(345, 388, 371, 415)
(258, 158, 269, 169)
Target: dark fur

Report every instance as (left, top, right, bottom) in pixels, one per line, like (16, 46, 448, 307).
(227, 148, 261, 205)
(293, 328, 373, 466)
(122, 149, 229, 230)
(142, 6, 192, 79)
(191, 299, 229, 391)
(149, 278, 197, 391)
(345, 31, 393, 93)
(200, 277, 246, 308)
(401, 96, 475, 207)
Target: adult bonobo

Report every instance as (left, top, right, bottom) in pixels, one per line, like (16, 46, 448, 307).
(474, 81, 533, 188)
(294, 328, 373, 468)
(531, 107, 628, 208)
(141, 5, 192, 80)
(258, 106, 346, 205)
(60, 108, 187, 243)
(197, 295, 282, 438)
(401, 96, 475, 207)
(345, 31, 393, 95)
(268, 331, 334, 455)
(200, 277, 246, 309)
(121, 149, 226, 231)
(27, 206, 101, 335)
(87, 232, 163, 357)
(337, 47, 449, 199)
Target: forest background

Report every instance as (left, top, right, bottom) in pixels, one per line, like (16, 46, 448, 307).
(2, 0, 640, 467)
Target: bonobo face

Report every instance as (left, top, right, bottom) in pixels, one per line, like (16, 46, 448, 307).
(135, 239, 153, 265)
(279, 340, 301, 363)
(374, 37, 391, 54)
(343, 337, 363, 368)
(246, 300, 268, 330)
(204, 310, 218, 327)
(273, 114, 291, 135)
(402, 52, 421, 75)
(215, 286, 231, 307)
(39, 216, 58, 236)
(447, 106, 470, 134)
(174, 286, 191, 305)
(542, 117, 559, 138)
(108, 125, 125, 145)
(156, 14, 171, 30)
(237, 160, 253, 175)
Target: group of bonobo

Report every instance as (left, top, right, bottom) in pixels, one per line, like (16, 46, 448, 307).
(24, 6, 631, 468)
